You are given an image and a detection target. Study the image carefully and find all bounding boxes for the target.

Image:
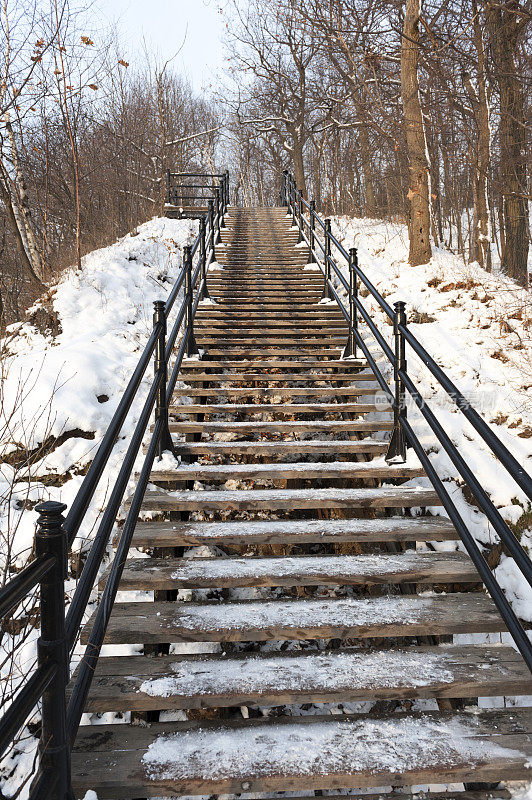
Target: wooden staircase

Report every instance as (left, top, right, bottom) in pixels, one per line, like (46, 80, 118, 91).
(71, 207, 532, 798)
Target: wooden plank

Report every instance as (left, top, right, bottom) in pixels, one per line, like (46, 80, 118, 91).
(81, 592, 506, 646)
(148, 460, 424, 482)
(170, 403, 379, 414)
(131, 515, 458, 548)
(70, 708, 532, 798)
(138, 486, 438, 513)
(173, 438, 388, 456)
(167, 419, 392, 433)
(179, 360, 365, 369)
(178, 374, 373, 383)
(106, 551, 476, 591)
(71, 644, 532, 713)
(171, 387, 380, 397)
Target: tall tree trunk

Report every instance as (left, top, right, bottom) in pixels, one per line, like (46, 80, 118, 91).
(485, 0, 529, 285)
(358, 116, 378, 217)
(401, 0, 432, 265)
(464, 0, 492, 270)
(292, 138, 307, 196)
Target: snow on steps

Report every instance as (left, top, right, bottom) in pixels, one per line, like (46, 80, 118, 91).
(131, 515, 457, 547)
(172, 438, 388, 456)
(138, 486, 439, 512)
(70, 708, 532, 797)
(71, 644, 532, 713)
(167, 419, 392, 433)
(102, 550, 477, 591)
(148, 459, 424, 482)
(82, 593, 505, 645)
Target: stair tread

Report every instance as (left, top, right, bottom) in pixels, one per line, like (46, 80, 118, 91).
(139, 486, 440, 511)
(70, 707, 532, 797)
(170, 403, 379, 414)
(72, 644, 531, 713)
(81, 592, 506, 645)
(109, 551, 476, 591)
(149, 460, 423, 481)
(173, 438, 388, 455)
(168, 420, 392, 433)
(173, 387, 378, 395)
(177, 373, 373, 381)
(131, 515, 458, 547)
(179, 360, 366, 368)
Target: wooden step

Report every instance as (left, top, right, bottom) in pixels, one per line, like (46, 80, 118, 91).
(195, 328, 347, 338)
(178, 373, 374, 381)
(149, 460, 423, 482)
(202, 349, 344, 357)
(167, 419, 392, 434)
(72, 644, 531, 713)
(172, 386, 378, 397)
(82, 592, 504, 646)
(179, 360, 367, 370)
(170, 403, 379, 415)
(139, 486, 439, 512)
(131, 515, 458, 548)
(107, 551, 476, 591)
(71, 707, 532, 798)
(196, 338, 346, 347)
(172, 438, 388, 456)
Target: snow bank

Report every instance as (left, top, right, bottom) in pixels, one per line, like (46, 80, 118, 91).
(1, 216, 197, 563)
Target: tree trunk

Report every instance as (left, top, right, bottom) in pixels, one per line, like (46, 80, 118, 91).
(464, 0, 492, 270)
(485, 0, 529, 285)
(401, 0, 432, 265)
(292, 139, 307, 196)
(358, 118, 378, 217)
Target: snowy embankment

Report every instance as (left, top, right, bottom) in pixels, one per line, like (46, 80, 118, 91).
(331, 215, 532, 620)
(1, 216, 197, 565)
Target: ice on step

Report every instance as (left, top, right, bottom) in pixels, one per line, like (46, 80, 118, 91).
(141, 714, 524, 781)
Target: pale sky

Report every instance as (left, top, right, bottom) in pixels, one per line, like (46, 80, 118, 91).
(95, 0, 228, 92)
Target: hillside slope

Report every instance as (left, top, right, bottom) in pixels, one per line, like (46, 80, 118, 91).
(331, 215, 532, 619)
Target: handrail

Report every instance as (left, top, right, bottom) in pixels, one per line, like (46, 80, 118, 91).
(281, 169, 532, 673)
(166, 169, 230, 209)
(0, 170, 229, 799)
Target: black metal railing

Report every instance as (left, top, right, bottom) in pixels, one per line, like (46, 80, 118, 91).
(0, 173, 229, 799)
(281, 169, 532, 672)
(166, 170, 230, 212)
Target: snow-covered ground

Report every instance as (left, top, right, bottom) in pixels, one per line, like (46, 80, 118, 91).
(329, 215, 532, 620)
(0, 216, 197, 797)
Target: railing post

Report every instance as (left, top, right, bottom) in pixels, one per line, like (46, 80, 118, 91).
(166, 169, 171, 205)
(199, 217, 210, 301)
(344, 247, 359, 358)
(214, 188, 222, 242)
(184, 245, 199, 357)
(281, 171, 288, 206)
(386, 300, 408, 463)
(153, 300, 175, 457)
(35, 500, 74, 800)
(297, 190, 303, 243)
(208, 200, 217, 263)
(224, 170, 230, 209)
(308, 200, 316, 263)
(321, 218, 334, 300)
(218, 183, 226, 229)
(291, 179, 297, 226)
